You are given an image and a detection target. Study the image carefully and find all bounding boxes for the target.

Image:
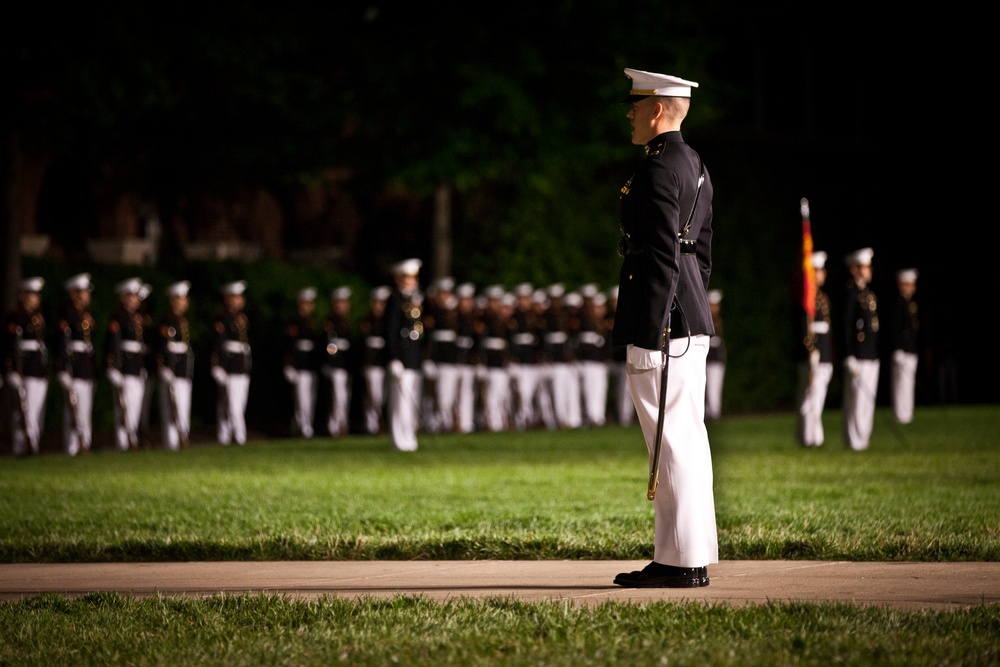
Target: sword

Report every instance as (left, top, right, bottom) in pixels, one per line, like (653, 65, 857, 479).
(647, 310, 671, 501)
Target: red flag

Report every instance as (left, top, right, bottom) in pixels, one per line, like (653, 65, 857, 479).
(800, 198, 816, 318)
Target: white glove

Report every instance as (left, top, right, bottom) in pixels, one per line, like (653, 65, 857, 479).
(106, 368, 124, 388)
(389, 359, 404, 380)
(5, 372, 23, 390)
(808, 349, 820, 369)
(211, 366, 228, 385)
(58, 371, 73, 390)
(844, 356, 859, 378)
(422, 360, 438, 379)
(159, 367, 175, 383)
(283, 366, 298, 384)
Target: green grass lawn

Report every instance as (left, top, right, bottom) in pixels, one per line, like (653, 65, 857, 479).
(2, 405, 998, 666)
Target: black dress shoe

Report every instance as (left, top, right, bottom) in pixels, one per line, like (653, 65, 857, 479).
(614, 562, 709, 588)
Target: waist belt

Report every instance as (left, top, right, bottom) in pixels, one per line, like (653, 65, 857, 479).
(811, 321, 830, 334)
(68, 340, 93, 353)
(431, 330, 457, 342)
(222, 340, 250, 354)
(18, 340, 45, 351)
(511, 333, 536, 346)
(120, 340, 146, 353)
(680, 239, 697, 256)
(166, 341, 189, 353)
(483, 337, 507, 350)
(365, 336, 385, 349)
(329, 338, 350, 351)
(577, 331, 605, 346)
(545, 332, 568, 345)
(295, 339, 315, 352)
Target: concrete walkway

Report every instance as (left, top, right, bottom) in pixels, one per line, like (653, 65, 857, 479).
(2, 560, 998, 610)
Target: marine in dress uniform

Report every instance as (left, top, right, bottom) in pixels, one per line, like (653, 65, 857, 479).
(605, 285, 634, 426)
(156, 281, 194, 451)
(453, 282, 479, 434)
(385, 258, 425, 451)
(283, 287, 320, 439)
(796, 251, 834, 447)
(322, 286, 354, 437)
(889, 268, 920, 424)
(3, 277, 49, 456)
(541, 284, 579, 429)
(575, 285, 611, 428)
(477, 285, 512, 433)
(136, 282, 157, 446)
(842, 247, 879, 450)
(423, 277, 461, 434)
(508, 282, 542, 431)
(358, 286, 391, 435)
(704, 289, 726, 420)
(611, 68, 717, 588)
(54, 273, 97, 456)
(105, 277, 149, 451)
(211, 280, 252, 445)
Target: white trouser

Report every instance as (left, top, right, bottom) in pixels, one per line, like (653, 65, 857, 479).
(159, 377, 192, 451)
(326, 368, 350, 437)
(579, 360, 609, 427)
(891, 350, 918, 424)
(483, 366, 510, 432)
(550, 362, 580, 429)
(509, 363, 539, 430)
(389, 368, 421, 451)
(63, 378, 94, 456)
(843, 357, 879, 451)
(534, 364, 557, 430)
(218, 373, 250, 445)
(431, 363, 460, 433)
(705, 361, 725, 420)
(456, 365, 477, 433)
(626, 337, 718, 568)
(796, 362, 833, 447)
(609, 361, 633, 426)
(11, 376, 48, 456)
(364, 366, 386, 435)
(112, 374, 145, 451)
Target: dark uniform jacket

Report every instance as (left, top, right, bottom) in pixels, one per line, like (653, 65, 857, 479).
(54, 306, 97, 380)
(843, 281, 879, 361)
(425, 300, 460, 365)
(321, 313, 353, 371)
(890, 293, 919, 354)
(385, 288, 424, 370)
(509, 307, 541, 365)
(106, 308, 148, 376)
(802, 288, 833, 364)
(478, 310, 510, 369)
(285, 314, 320, 372)
(541, 305, 573, 364)
(157, 312, 194, 379)
(212, 309, 252, 374)
(3, 306, 48, 378)
(358, 311, 388, 368)
(574, 309, 610, 363)
(612, 131, 714, 350)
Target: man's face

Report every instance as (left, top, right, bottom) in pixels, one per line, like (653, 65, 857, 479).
(121, 292, 140, 313)
(70, 288, 92, 310)
(19, 291, 40, 312)
(627, 97, 657, 146)
(225, 294, 245, 313)
(170, 294, 189, 315)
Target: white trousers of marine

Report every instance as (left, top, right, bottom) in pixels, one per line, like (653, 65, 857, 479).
(433, 362, 460, 433)
(64, 378, 94, 456)
(609, 360, 633, 426)
(326, 368, 349, 437)
(704, 361, 725, 420)
(363, 366, 386, 435)
(389, 368, 421, 451)
(10, 376, 48, 456)
(842, 357, 879, 451)
(455, 364, 477, 434)
(797, 361, 833, 447)
(218, 373, 250, 445)
(114, 374, 145, 451)
(508, 363, 539, 430)
(579, 360, 609, 427)
(626, 336, 719, 569)
(159, 377, 191, 451)
(891, 350, 918, 424)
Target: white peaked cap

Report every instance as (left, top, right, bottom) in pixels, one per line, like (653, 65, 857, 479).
(844, 248, 874, 267)
(708, 289, 723, 305)
(456, 282, 476, 298)
(513, 282, 534, 297)
(392, 258, 422, 276)
(115, 277, 144, 295)
(167, 281, 191, 297)
(297, 287, 317, 302)
(811, 251, 828, 270)
(564, 292, 583, 308)
(624, 68, 699, 99)
(371, 285, 391, 301)
(547, 283, 565, 298)
(607, 285, 619, 299)
(484, 284, 505, 300)
(580, 283, 599, 298)
(64, 273, 92, 291)
(332, 286, 352, 300)
(221, 280, 247, 296)
(20, 276, 45, 293)
(433, 276, 455, 292)
(897, 268, 919, 282)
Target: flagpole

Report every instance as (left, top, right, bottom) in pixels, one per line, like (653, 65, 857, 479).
(800, 198, 818, 376)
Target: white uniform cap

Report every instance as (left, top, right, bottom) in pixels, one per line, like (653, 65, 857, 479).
(484, 284, 505, 300)
(331, 286, 352, 300)
(500, 293, 516, 308)
(624, 68, 699, 100)
(811, 251, 828, 270)
(708, 289, 723, 305)
(297, 287, 317, 302)
(592, 293, 607, 307)
(607, 285, 619, 300)
(20, 276, 45, 293)
(392, 258, 422, 276)
(370, 285, 391, 301)
(64, 273, 92, 292)
(547, 283, 565, 298)
(844, 247, 874, 267)
(115, 277, 144, 295)
(221, 280, 247, 296)
(896, 268, 919, 283)
(563, 292, 583, 308)
(456, 282, 476, 298)
(167, 281, 191, 298)
(580, 283, 599, 298)
(532, 290, 549, 306)
(513, 282, 534, 297)
(433, 276, 455, 292)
